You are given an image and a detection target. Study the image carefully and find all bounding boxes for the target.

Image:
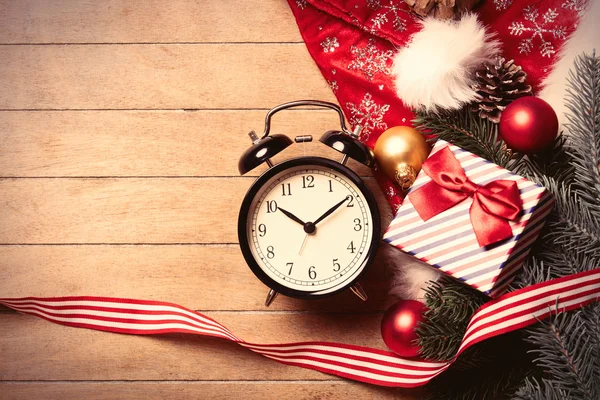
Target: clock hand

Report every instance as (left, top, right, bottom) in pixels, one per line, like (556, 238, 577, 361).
(313, 195, 352, 226)
(298, 233, 309, 255)
(277, 207, 306, 226)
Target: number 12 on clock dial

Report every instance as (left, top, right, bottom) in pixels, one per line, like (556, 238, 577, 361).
(241, 160, 379, 298)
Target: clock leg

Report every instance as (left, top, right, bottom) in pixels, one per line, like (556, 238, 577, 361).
(350, 283, 368, 301)
(264, 289, 279, 307)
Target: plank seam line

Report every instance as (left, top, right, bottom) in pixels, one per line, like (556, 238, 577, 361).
(0, 42, 306, 46)
(0, 243, 240, 246)
(0, 176, 373, 179)
(0, 309, 385, 315)
(0, 176, 257, 179)
(0, 308, 385, 316)
(203, 310, 385, 315)
(0, 239, 387, 246)
(0, 380, 344, 384)
(0, 108, 335, 112)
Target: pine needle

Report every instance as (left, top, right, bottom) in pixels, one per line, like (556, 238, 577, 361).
(411, 51, 600, 400)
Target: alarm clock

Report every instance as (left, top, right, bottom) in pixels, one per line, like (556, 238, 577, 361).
(237, 100, 381, 306)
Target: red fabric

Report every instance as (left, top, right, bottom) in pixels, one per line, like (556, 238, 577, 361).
(287, 0, 582, 212)
(408, 146, 523, 247)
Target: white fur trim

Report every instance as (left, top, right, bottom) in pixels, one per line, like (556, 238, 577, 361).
(392, 14, 501, 112)
(382, 245, 442, 302)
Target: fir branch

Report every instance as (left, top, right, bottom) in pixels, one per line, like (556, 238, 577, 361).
(427, 361, 535, 400)
(412, 52, 600, 400)
(563, 51, 600, 223)
(584, 301, 600, 378)
(515, 52, 600, 400)
(517, 245, 599, 288)
(417, 277, 487, 361)
(544, 185, 600, 257)
(520, 303, 600, 400)
(512, 378, 568, 400)
(425, 331, 537, 400)
(515, 134, 574, 184)
(515, 181, 600, 289)
(413, 107, 525, 171)
(514, 257, 561, 289)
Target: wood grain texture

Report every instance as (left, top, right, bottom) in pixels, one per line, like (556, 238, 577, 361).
(0, 44, 334, 110)
(0, 244, 401, 311)
(0, 0, 303, 44)
(0, 0, 416, 398)
(0, 312, 387, 380)
(0, 382, 421, 400)
(0, 110, 371, 177)
(0, 178, 391, 244)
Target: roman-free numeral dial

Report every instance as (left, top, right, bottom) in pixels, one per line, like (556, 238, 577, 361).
(244, 161, 376, 296)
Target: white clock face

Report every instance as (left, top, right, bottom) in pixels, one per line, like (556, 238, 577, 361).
(243, 160, 377, 296)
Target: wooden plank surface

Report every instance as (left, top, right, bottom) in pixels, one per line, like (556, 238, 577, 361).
(0, 244, 399, 311)
(0, 0, 303, 44)
(0, 312, 384, 380)
(0, 1, 419, 398)
(0, 382, 418, 400)
(0, 44, 334, 110)
(0, 178, 390, 244)
(0, 110, 371, 177)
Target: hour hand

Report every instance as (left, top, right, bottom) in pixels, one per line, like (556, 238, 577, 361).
(313, 195, 351, 226)
(278, 207, 306, 226)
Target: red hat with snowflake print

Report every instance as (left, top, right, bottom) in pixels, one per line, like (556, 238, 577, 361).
(287, 0, 585, 212)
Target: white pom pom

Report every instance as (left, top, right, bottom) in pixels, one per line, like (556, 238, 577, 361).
(381, 245, 442, 302)
(392, 14, 501, 112)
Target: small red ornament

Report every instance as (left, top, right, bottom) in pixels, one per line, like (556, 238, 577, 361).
(498, 97, 558, 154)
(381, 299, 426, 358)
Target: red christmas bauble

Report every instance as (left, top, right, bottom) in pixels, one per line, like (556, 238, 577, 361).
(498, 97, 558, 154)
(381, 299, 426, 358)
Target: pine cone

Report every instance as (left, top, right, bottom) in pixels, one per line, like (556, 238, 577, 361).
(404, 0, 482, 19)
(471, 58, 532, 124)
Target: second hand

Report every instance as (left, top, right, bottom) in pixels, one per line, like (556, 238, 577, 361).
(298, 233, 309, 255)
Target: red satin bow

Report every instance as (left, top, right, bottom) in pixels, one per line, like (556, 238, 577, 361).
(408, 146, 523, 247)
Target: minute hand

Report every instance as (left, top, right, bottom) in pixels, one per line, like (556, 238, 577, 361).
(313, 196, 351, 226)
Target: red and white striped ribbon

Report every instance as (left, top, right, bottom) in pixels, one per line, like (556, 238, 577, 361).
(1, 268, 599, 387)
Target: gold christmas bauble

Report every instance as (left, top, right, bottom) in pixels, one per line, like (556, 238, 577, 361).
(374, 126, 430, 191)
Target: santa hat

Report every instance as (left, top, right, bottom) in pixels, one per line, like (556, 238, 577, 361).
(287, 0, 593, 300)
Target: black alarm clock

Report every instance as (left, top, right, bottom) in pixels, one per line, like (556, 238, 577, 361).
(237, 100, 381, 306)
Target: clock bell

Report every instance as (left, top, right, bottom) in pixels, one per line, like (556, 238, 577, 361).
(238, 100, 375, 175)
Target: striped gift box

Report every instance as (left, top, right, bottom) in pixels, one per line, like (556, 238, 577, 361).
(383, 140, 554, 297)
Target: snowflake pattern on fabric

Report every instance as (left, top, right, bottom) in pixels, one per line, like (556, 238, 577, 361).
(562, 0, 588, 16)
(327, 80, 339, 93)
(296, 0, 307, 9)
(385, 186, 396, 199)
(320, 37, 339, 53)
(509, 5, 567, 57)
(345, 93, 390, 141)
(365, 0, 410, 33)
(348, 39, 393, 81)
(493, 0, 513, 11)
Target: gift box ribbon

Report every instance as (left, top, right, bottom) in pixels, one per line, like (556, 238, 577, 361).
(408, 146, 523, 247)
